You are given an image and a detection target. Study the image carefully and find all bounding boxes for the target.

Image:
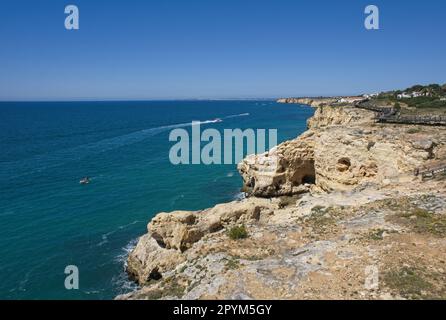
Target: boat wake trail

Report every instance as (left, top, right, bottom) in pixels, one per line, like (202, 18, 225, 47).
(223, 113, 250, 119)
(1, 118, 226, 179)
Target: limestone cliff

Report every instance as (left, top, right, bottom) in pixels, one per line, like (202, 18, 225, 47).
(239, 105, 445, 195)
(277, 97, 338, 108)
(118, 103, 446, 300)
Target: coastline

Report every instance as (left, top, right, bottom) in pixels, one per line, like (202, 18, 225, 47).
(118, 100, 446, 300)
(276, 97, 339, 107)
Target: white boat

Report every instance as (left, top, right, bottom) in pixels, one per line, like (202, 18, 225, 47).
(79, 177, 90, 185)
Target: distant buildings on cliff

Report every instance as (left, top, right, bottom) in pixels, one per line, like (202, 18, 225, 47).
(338, 96, 365, 104)
(397, 91, 432, 99)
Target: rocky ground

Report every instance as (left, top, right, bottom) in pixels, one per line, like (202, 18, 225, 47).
(117, 103, 446, 300)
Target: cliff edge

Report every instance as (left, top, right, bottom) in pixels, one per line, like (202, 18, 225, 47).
(117, 103, 446, 300)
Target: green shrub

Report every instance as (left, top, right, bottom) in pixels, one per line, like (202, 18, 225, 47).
(406, 127, 421, 134)
(227, 225, 248, 240)
(383, 267, 434, 299)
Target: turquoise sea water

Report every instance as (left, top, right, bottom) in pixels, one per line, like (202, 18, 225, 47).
(0, 100, 313, 299)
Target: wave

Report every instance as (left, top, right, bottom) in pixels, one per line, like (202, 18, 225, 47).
(97, 220, 141, 247)
(114, 237, 139, 265)
(233, 192, 246, 201)
(112, 238, 140, 294)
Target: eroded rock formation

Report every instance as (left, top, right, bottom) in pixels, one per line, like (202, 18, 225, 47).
(239, 105, 445, 194)
(126, 197, 274, 285)
(118, 102, 446, 300)
(238, 131, 316, 197)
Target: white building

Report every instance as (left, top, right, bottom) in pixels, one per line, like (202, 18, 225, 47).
(397, 93, 412, 99)
(363, 93, 379, 99)
(397, 91, 427, 99)
(338, 96, 364, 104)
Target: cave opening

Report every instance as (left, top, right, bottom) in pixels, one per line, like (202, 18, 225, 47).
(337, 158, 352, 172)
(302, 174, 316, 184)
(148, 268, 162, 281)
(299, 160, 316, 185)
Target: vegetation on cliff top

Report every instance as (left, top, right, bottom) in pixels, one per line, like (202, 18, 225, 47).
(373, 83, 446, 112)
(227, 225, 249, 240)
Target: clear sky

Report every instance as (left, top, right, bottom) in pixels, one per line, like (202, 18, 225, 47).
(0, 0, 445, 100)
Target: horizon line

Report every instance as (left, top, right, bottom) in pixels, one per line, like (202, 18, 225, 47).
(0, 94, 364, 103)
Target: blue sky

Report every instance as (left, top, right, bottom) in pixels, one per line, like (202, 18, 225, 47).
(0, 0, 445, 100)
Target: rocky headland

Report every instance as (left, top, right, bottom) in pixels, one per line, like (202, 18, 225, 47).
(276, 97, 339, 108)
(117, 100, 446, 300)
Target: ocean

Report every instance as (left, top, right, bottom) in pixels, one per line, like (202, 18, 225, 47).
(0, 100, 314, 299)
